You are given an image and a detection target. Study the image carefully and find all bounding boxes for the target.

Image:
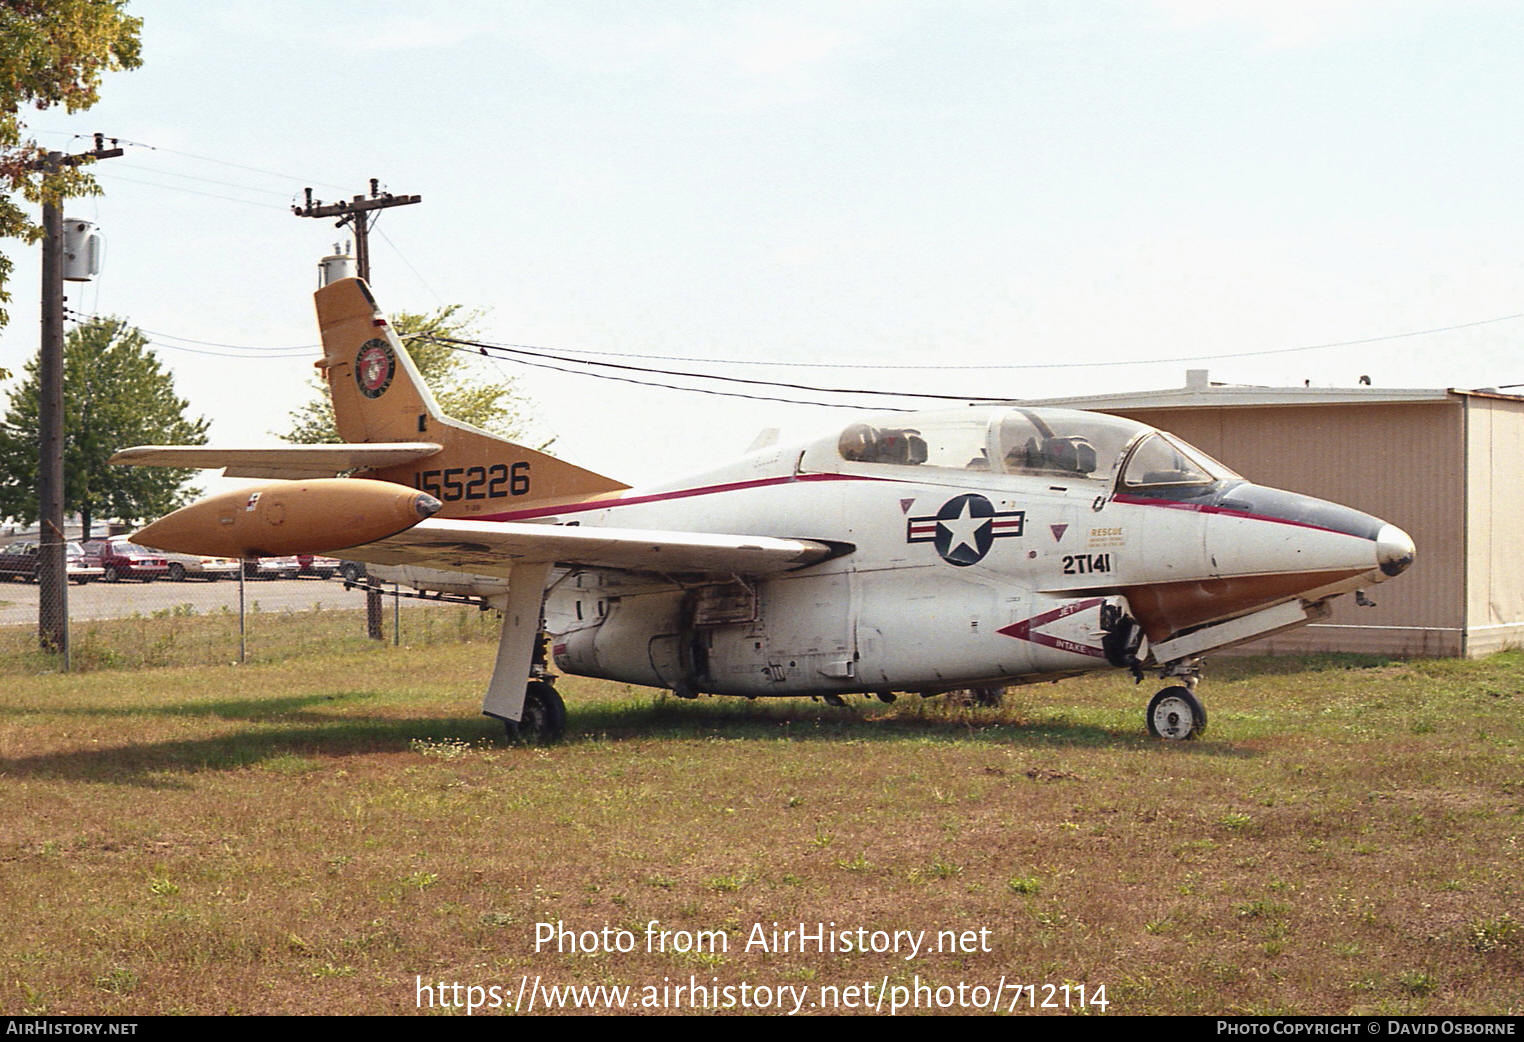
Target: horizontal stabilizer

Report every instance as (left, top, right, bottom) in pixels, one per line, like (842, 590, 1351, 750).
(110, 442, 443, 479)
(345, 518, 849, 579)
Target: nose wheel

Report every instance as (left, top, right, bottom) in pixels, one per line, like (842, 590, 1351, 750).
(1146, 685, 1207, 740)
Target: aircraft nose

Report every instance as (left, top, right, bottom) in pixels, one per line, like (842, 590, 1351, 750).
(1375, 523, 1416, 578)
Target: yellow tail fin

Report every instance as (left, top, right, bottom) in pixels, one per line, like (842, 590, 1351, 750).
(313, 278, 629, 515)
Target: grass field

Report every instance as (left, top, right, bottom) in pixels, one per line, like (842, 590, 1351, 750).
(0, 615, 1519, 1015)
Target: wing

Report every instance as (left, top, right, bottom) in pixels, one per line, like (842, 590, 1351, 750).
(109, 443, 443, 480)
(343, 518, 849, 579)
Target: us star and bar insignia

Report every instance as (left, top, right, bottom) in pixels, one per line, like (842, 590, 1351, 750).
(906, 493, 1026, 566)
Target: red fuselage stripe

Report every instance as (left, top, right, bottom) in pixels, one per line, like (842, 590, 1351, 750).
(479, 477, 1368, 541)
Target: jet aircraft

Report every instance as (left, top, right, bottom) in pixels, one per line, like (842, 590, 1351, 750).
(115, 278, 1416, 742)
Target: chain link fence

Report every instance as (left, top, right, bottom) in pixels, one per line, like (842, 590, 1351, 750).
(0, 552, 500, 673)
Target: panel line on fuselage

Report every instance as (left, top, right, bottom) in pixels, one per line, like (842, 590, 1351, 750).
(1110, 493, 1378, 539)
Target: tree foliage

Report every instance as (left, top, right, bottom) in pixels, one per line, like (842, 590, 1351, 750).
(0, 318, 207, 538)
(0, 1, 142, 329)
(282, 305, 543, 445)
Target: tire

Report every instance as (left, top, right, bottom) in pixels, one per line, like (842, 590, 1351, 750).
(104, 565, 120, 583)
(507, 680, 567, 744)
(168, 563, 186, 582)
(969, 685, 1005, 707)
(1147, 686, 1207, 740)
(340, 563, 363, 583)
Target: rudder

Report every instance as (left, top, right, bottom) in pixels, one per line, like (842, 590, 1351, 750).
(313, 278, 629, 515)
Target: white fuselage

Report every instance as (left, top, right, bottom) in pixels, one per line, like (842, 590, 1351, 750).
(481, 407, 1409, 699)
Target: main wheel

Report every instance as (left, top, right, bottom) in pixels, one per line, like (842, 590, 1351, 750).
(1146, 686, 1207, 740)
(507, 680, 567, 744)
(969, 685, 1005, 707)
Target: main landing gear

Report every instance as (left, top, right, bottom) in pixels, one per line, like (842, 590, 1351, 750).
(505, 678, 566, 744)
(501, 632, 566, 743)
(1146, 659, 1208, 741)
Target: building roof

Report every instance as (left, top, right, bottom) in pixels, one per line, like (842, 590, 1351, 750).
(1019, 369, 1524, 412)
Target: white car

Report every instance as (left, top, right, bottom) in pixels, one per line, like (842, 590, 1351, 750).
(162, 552, 241, 582)
(242, 556, 301, 580)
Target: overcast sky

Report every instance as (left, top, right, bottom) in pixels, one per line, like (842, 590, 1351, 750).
(3, 0, 1522, 485)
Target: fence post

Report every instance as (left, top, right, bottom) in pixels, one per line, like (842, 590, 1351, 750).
(366, 583, 383, 640)
(238, 562, 246, 663)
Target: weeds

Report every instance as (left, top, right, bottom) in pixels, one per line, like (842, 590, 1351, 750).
(0, 645, 1520, 1014)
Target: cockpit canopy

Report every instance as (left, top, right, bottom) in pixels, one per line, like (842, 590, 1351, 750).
(824, 407, 1236, 490)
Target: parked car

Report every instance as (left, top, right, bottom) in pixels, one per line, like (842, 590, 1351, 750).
(243, 556, 301, 580)
(0, 541, 104, 584)
(82, 538, 168, 582)
(297, 554, 340, 579)
(162, 551, 241, 582)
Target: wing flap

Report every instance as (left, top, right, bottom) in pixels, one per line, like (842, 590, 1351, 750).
(110, 443, 443, 479)
(343, 518, 846, 578)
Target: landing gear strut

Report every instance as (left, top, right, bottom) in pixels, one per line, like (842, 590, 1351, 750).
(1146, 658, 1207, 740)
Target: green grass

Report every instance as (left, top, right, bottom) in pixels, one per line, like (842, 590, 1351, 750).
(0, 617, 1520, 1015)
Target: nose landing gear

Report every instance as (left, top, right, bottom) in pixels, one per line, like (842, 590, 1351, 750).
(1146, 658, 1207, 741)
(1146, 685, 1207, 740)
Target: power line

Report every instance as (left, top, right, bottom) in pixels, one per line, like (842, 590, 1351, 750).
(57, 299, 1524, 408)
(101, 135, 348, 192)
(429, 343, 915, 410)
(453, 310, 1524, 372)
(92, 171, 285, 210)
(424, 334, 1001, 404)
(112, 161, 294, 198)
(63, 308, 316, 356)
(375, 226, 444, 305)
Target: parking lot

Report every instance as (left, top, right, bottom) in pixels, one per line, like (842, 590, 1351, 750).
(0, 574, 376, 628)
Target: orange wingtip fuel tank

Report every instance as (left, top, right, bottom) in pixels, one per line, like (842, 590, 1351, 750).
(133, 478, 442, 558)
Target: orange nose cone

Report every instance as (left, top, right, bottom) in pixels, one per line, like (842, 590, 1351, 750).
(134, 478, 440, 558)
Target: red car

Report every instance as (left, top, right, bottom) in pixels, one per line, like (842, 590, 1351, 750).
(297, 554, 339, 579)
(0, 540, 104, 584)
(82, 538, 169, 582)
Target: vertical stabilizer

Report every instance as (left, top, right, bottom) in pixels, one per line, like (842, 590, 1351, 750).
(316, 277, 442, 444)
(313, 278, 629, 514)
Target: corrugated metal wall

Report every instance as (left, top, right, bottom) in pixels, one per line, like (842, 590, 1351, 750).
(1107, 401, 1467, 656)
(1465, 398, 1524, 654)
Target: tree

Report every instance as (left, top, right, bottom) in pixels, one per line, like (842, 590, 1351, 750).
(0, 318, 207, 538)
(282, 304, 546, 445)
(0, 2, 142, 329)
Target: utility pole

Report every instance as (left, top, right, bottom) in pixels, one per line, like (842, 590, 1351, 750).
(35, 133, 123, 658)
(293, 179, 421, 639)
(292, 179, 420, 283)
